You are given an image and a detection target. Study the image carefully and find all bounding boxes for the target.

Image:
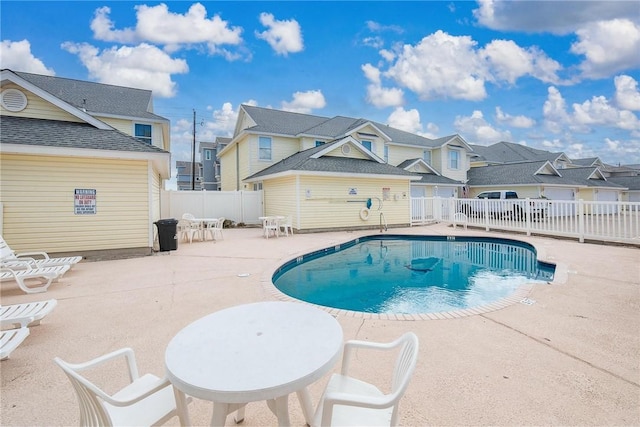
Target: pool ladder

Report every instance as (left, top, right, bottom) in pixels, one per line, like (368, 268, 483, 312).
(380, 212, 388, 233)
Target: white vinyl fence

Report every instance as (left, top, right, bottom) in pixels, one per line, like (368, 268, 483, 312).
(160, 190, 263, 225)
(412, 197, 640, 245)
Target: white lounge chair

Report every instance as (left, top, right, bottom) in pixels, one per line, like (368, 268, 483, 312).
(0, 325, 31, 360)
(0, 236, 82, 269)
(55, 347, 188, 426)
(0, 299, 57, 328)
(0, 265, 69, 294)
(313, 332, 419, 427)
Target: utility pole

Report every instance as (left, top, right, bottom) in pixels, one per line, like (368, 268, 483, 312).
(191, 109, 196, 190)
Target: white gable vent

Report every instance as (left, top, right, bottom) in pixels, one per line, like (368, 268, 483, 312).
(341, 144, 351, 155)
(1, 89, 28, 112)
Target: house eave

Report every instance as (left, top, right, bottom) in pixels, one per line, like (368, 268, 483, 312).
(1, 142, 171, 178)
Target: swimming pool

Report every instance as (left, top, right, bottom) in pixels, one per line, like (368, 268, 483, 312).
(272, 235, 555, 315)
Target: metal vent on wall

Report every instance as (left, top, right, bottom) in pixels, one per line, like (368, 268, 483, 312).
(1, 89, 28, 112)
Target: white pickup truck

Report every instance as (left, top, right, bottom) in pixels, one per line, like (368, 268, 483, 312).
(459, 190, 549, 220)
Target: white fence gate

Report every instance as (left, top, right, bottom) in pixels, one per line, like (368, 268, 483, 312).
(411, 197, 640, 245)
(160, 190, 263, 225)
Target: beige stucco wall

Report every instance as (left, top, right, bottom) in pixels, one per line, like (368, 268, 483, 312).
(0, 153, 153, 253)
(262, 175, 412, 231)
(1, 83, 82, 122)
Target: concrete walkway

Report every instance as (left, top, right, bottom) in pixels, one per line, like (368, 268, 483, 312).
(1, 224, 638, 426)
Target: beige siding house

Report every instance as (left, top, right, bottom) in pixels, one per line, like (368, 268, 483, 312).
(0, 69, 171, 256)
(218, 105, 470, 230)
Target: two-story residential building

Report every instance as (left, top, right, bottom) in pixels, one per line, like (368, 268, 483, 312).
(0, 69, 171, 256)
(198, 137, 229, 191)
(175, 161, 202, 190)
(218, 104, 472, 231)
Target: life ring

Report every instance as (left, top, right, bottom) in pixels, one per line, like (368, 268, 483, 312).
(360, 207, 370, 221)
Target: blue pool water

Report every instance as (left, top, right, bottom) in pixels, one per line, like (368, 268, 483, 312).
(272, 235, 555, 314)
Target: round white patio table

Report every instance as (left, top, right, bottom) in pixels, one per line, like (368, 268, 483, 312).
(165, 301, 343, 427)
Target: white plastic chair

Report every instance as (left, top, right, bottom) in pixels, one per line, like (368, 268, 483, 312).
(205, 217, 224, 241)
(0, 299, 57, 328)
(263, 217, 279, 239)
(312, 332, 419, 427)
(54, 347, 187, 427)
(1, 235, 82, 269)
(0, 264, 70, 294)
(0, 325, 31, 360)
(280, 216, 294, 236)
(178, 216, 202, 243)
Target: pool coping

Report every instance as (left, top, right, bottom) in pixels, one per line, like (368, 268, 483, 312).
(261, 232, 563, 321)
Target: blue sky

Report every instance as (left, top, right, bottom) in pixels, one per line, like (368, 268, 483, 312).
(2, 1, 640, 177)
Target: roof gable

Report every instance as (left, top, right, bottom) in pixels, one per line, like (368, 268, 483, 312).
(2, 69, 111, 130)
(397, 158, 441, 175)
(312, 136, 384, 163)
(11, 70, 166, 122)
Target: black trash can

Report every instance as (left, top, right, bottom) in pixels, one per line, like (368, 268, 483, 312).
(155, 218, 178, 252)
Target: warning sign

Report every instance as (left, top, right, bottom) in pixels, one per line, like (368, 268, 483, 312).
(74, 189, 96, 215)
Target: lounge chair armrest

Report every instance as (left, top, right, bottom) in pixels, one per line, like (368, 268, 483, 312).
(1, 316, 35, 329)
(15, 251, 50, 260)
(1, 259, 36, 270)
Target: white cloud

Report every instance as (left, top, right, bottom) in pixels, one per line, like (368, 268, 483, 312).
(281, 90, 325, 113)
(387, 107, 422, 134)
(473, 0, 639, 34)
(366, 20, 404, 34)
(386, 107, 439, 139)
(362, 63, 404, 108)
(543, 85, 640, 134)
(255, 13, 303, 56)
(542, 87, 571, 134)
(381, 30, 560, 102)
(61, 42, 188, 97)
(91, 6, 137, 43)
(385, 31, 488, 101)
(454, 110, 512, 144)
(480, 39, 561, 84)
(205, 102, 238, 136)
(91, 4, 243, 54)
(570, 19, 640, 79)
(614, 75, 640, 111)
(0, 40, 55, 75)
(605, 137, 640, 159)
(495, 107, 535, 128)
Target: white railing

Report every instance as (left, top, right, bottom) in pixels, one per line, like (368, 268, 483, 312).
(411, 197, 640, 245)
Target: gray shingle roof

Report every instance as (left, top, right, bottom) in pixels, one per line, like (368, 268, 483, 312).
(413, 174, 463, 185)
(241, 105, 329, 136)
(241, 104, 444, 148)
(470, 141, 563, 163)
(1, 116, 168, 153)
(246, 140, 419, 180)
(607, 176, 640, 190)
(14, 71, 167, 122)
(468, 161, 624, 188)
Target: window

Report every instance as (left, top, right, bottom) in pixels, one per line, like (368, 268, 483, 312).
(134, 123, 152, 144)
(384, 145, 389, 162)
(423, 150, 431, 164)
(448, 149, 459, 170)
(205, 150, 212, 161)
(361, 140, 372, 151)
(315, 140, 325, 147)
(258, 136, 272, 161)
(253, 182, 263, 191)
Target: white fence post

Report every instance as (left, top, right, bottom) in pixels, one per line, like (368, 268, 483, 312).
(578, 199, 585, 243)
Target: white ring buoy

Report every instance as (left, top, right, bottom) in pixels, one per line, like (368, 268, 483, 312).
(360, 207, 370, 221)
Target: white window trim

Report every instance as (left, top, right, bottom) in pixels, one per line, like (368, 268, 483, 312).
(449, 148, 460, 170)
(258, 136, 272, 161)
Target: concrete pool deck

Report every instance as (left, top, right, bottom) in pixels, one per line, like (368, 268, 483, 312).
(1, 224, 638, 426)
